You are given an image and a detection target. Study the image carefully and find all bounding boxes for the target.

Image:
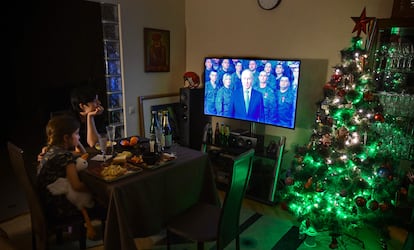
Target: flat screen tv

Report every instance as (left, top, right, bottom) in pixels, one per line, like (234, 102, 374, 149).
(203, 57, 301, 129)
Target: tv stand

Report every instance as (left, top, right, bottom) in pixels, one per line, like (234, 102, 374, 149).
(205, 135, 286, 205)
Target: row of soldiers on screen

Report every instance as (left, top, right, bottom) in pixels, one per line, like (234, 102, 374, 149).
(204, 59, 299, 90)
(205, 69, 297, 128)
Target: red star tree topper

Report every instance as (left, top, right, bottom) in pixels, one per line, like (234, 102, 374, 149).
(351, 7, 375, 37)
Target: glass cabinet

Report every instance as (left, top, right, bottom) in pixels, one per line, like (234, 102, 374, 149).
(101, 3, 125, 139)
(369, 17, 414, 161)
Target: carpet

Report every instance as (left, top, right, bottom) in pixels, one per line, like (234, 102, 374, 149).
(168, 208, 298, 250)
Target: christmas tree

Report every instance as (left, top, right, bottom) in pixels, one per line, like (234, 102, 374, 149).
(281, 8, 413, 236)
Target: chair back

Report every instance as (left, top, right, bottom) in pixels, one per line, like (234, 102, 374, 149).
(216, 148, 255, 249)
(7, 141, 48, 250)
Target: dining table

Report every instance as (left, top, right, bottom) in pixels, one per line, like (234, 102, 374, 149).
(80, 143, 219, 250)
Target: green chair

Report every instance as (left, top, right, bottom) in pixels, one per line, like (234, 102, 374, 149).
(166, 148, 255, 250)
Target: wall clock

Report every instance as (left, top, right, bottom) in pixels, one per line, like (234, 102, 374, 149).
(257, 0, 281, 10)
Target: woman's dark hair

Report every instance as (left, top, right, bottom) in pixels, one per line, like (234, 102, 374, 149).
(70, 85, 98, 114)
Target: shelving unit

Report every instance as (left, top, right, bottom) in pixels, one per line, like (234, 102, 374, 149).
(101, 3, 125, 139)
(205, 135, 286, 205)
(369, 17, 414, 161)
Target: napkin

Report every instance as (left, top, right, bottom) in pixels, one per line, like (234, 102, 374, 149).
(91, 154, 113, 161)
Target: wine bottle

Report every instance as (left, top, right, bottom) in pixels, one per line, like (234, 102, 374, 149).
(220, 123, 225, 146)
(207, 122, 213, 145)
(149, 110, 158, 152)
(214, 122, 220, 145)
(162, 110, 172, 148)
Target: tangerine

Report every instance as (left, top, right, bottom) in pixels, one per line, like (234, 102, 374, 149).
(129, 136, 139, 145)
(120, 139, 130, 146)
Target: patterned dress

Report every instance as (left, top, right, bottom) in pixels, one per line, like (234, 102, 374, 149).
(37, 146, 81, 219)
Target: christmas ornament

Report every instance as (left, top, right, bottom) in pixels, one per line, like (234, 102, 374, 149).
(367, 199, 379, 211)
(340, 189, 348, 197)
(285, 176, 294, 186)
(351, 7, 375, 37)
(329, 236, 339, 249)
(377, 167, 391, 178)
(355, 196, 367, 207)
(304, 177, 313, 189)
(280, 201, 289, 211)
(363, 91, 374, 101)
(321, 133, 332, 146)
(379, 201, 390, 212)
(374, 112, 385, 122)
(183, 71, 200, 88)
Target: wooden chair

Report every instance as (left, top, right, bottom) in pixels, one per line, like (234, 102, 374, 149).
(7, 141, 89, 250)
(166, 148, 255, 250)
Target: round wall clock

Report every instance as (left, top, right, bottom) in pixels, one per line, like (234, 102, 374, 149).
(257, 0, 282, 10)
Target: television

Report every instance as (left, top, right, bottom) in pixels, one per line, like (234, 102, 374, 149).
(203, 57, 301, 129)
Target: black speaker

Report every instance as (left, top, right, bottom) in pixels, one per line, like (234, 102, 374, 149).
(178, 88, 209, 150)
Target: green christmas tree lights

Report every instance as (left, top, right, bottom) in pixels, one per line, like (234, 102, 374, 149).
(280, 35, 407, 233)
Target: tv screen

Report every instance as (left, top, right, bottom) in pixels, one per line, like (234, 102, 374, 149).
(203, 57, 301, 129)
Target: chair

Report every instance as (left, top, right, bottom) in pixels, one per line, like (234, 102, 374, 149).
(166, 148, 255, 250)
(7, 141, 88, 250)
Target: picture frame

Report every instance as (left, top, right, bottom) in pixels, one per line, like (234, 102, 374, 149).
(137, 93, 179, 137)
(144, 28, 170, 72)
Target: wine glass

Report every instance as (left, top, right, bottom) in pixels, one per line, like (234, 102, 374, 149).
(98, 134, 108, 162)
(106, 125, 116, 155)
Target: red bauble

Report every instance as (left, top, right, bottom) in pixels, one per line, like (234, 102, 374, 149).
(363, 91, 374, 101)
(329, 237, 339, 249)
(285, 177, 294, 186)
(337, 89, 346, 97)
(367, 200, 379, 211)
(379, 202, 390, 212)
(340, 189, 348, 197)
(374, 113, 385, 122)
(280, 201, 289, 211)
(355, 196, 367, 207)
(400, 187, 408, 196)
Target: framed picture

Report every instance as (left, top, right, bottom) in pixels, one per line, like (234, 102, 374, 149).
(137, 93, 179, 137)
(144, 28, 170, 72)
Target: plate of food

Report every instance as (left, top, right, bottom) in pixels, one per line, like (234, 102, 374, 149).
(127, 152, 176, 170)
(87, 161, 143, 182)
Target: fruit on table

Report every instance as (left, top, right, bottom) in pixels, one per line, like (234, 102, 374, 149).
(129, 136, 139, 145)
(120, 140, 130, 146)
(120, 136, 139, 146)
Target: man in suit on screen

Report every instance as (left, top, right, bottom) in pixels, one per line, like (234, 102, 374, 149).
(229, 69, 264, 122)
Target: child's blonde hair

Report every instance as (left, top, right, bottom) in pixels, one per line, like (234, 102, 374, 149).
(46, 115, 80, 147)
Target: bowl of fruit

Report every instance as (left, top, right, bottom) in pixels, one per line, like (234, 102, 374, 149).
(119, 136, 140, 148)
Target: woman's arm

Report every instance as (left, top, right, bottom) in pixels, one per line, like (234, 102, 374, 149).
(85, 111, 101, 147)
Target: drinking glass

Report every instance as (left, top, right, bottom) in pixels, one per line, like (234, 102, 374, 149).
(99, 134, 108, 162)
(106, 125, 116, 155)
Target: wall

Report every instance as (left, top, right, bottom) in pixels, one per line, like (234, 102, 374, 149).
(97, 0, 187, 136)
(184, 0, 393, 167)
(98, 0, 393, 168)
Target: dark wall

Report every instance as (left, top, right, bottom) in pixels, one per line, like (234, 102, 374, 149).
(3, 0, 106, 164)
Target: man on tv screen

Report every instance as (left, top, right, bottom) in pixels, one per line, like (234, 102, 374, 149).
(229, 69, 264, 122)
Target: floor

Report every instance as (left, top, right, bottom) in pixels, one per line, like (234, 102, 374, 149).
(0, 145, 410, 249)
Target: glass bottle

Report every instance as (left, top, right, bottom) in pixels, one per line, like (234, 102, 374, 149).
(207, 122, 213, 145)
(149, 110, 158, 152)
(162, 110, 172, 148)
(214, 122, 220, 145)
(220, 123, 225, 146)
(224, 125, 230, 147)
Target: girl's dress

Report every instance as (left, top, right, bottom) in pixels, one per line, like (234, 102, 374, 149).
(37, 145, 81, 219)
